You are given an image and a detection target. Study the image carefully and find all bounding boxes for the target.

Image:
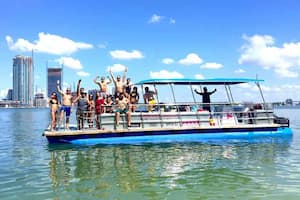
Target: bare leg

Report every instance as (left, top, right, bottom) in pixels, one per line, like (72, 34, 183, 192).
(66, 117, 70, 129)
(127, 112, 131, 126)
(59, 111, 64, 128)
(116, 112, 120, 126)
(50, 111, 55, 131)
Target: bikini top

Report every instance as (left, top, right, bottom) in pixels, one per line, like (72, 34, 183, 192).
(50, 99, 58, 105)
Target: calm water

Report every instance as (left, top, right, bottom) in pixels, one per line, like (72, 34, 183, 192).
(0, 108, 300, 200)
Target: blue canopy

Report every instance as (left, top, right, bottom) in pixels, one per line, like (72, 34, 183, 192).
(135, 78, 264, 85)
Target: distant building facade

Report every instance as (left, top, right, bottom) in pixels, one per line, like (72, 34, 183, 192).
(12, 55, 34, 106)
(6, 89, 13, 100)
(34, 93, 47, 107)
(47, 67, 62, 99)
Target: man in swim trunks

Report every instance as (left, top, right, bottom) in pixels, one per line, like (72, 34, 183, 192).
(115, 93, 131, 128)
(57, 80, 73, 129)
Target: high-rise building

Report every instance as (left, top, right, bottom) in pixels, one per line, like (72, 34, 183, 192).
(47, 67, 62, 98)
(12, 55, 34, 106)
(6, 89, 13, 100)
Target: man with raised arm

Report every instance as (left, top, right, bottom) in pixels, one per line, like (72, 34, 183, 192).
(194, 86, 217, 112)
(143, 86, 157, 112)
(109, 67, 127, 98)
(57, 80, 73, 129)
(93, 76, 112, 97)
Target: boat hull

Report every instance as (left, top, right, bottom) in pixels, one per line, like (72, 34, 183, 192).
(44, 126, 292, 145)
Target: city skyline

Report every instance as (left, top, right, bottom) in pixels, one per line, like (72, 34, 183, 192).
(1, 0, 300, 102)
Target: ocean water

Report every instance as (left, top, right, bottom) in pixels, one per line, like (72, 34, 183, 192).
(0, 108, 299, 200)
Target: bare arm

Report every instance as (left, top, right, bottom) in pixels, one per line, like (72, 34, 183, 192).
(109, 68, 116, 85)
(93, 76, 101, 88)
(106, 76, 112, 85)
(93, 76, 100, 84)
(72, 95, 80, 104)
(76, 79, 81, 97)
(56, 80, 64, 95)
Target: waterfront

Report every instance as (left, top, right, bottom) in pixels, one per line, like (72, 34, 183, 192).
(0, 108, 299, 200)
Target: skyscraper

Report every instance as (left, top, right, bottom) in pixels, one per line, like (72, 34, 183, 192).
(12, 55, 34, 106)
(47, 67, 62, 98)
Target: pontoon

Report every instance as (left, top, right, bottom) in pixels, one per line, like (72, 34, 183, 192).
(43, 78, 292, 145)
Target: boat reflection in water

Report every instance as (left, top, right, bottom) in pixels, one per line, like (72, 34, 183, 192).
(48, 136, 292, 198)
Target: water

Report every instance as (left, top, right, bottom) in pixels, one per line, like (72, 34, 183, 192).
(0, 108, 300, 200)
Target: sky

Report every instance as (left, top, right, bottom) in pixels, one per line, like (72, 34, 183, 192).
(1, 0, 300, 102)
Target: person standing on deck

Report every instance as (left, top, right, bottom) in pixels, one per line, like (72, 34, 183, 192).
(143, 86, 157, 112)
(57, 80, 73, 129)
(194, 87, 217, 112)
(73, 80, 90, 130)
(48, 92, 59, 131)
(124, 77, 133, 95)
(93, 76, 112, 97)
(115, 93, 131, 128)
(109, 67, 127, 98)
(129, 86, 139, 112)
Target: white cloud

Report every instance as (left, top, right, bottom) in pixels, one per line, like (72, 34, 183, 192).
(77, 71, 90, 77)
(275, 68, 298, 78)
(6, 32, 93, 55)
(234, 68, 246, 73)
(150, 70, 184, 78)
(6, 35, 35, 51)
(260, 85, 271, 92)
(110, 50, 143, 60)
(195, 74, 205, 79)
(56, 57, 83, 70)
(238, 83, 252, 89)
(107, 64, 127, 72)
(238, 34, 300, 78)
(200, 62, 223, 69)
(148, 14, 164, 23)
(0, 88, 9, 99)
(179, 53, 203, 65)
(169, 18, 176, 24)
(162, 58, 174, 64)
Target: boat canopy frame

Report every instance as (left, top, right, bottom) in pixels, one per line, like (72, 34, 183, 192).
(135, 78, 266, 105)
(135, 77, 269, 124)
(134, 78, 264, 86)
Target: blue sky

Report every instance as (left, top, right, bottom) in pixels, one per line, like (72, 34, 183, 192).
(1, 0, 300, 102)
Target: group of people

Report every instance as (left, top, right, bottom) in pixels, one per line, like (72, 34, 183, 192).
(49, 68, 157, 131)
(49, 67, 218, 131)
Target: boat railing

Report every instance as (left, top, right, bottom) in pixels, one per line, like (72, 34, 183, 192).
(70, 101, 279, 130)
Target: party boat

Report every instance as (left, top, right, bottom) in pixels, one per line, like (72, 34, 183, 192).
(43, 78, 292, 145)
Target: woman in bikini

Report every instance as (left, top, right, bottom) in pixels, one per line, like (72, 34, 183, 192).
(129, 86, 139, 112)
(49, 92, 59, 131)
